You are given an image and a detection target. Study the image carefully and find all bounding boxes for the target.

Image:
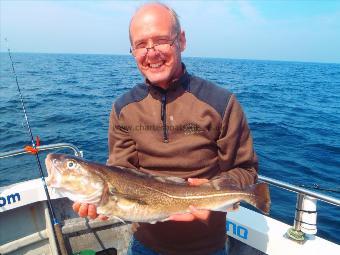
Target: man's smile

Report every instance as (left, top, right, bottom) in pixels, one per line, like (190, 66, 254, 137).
(144, 60, 168, 73)
(149, 61, 164, 68)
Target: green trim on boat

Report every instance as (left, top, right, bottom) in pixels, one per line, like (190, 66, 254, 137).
(73, 250, 96, 255)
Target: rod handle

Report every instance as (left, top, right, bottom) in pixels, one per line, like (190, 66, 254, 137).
(54, 223, 68, 255)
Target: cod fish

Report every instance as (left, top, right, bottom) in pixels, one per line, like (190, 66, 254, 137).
(45, 153, 270, 223)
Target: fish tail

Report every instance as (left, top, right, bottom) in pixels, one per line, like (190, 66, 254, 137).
(247, 183, 271, 214)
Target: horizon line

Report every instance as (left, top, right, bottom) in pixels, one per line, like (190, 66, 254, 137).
(0, 50, 339, 65)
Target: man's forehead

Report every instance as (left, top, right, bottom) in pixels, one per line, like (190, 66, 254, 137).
(130, 7, 174, 42)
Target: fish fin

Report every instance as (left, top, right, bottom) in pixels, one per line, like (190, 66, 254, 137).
(111, 166, 187, 185)
(110, 193, 148, 206)
(160, 217, 171, 222)
(111, 215, 126, 224)
(213, 201, 240, 212)
(185, 176, 238, 191)
(247, 183, 271, 214)
(209, 176, 241, 191)
(154, 176, 187, 184)
(107, 183, 147, 205)
(118, 167, 149, 178)
(115, 196, 145, 211)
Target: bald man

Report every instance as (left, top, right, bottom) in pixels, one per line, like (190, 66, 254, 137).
(74, 3, 258, 255)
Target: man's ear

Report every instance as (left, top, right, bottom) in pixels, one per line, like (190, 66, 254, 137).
(179, 30, 186, 52)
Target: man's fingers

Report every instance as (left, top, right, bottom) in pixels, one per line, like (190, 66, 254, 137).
(72, 202, 101, 220)
(189, 205, 210, 222)
(188, 178, 209, 186)
(168, 213, 196, 222)
(78, 203, 89, 218)
(88, 204, 98, 219)
(72, 202, 81, 213)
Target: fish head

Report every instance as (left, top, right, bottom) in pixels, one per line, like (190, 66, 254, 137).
(45, 153, 105, 204)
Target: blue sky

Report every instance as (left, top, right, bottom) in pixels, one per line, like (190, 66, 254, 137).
(1, 0, 339, 63)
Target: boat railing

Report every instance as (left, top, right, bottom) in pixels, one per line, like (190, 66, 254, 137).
(0, 143, 82, 159)
(259, 175, 339, 206)
(258, 175, 340, 241)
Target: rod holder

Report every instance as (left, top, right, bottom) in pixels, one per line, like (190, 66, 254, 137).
(287, 193, 318, 242)
(299, 195, 317, 235)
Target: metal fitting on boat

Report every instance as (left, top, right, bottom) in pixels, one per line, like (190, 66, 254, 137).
(286, 194, 318, 242)
(299, 195, 317, 235)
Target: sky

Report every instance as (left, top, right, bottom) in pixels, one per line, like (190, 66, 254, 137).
(0, 0, 340, 63)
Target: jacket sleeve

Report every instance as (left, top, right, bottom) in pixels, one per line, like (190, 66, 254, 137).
(107, 104, 139, 169)
(216, 94, 258, 188)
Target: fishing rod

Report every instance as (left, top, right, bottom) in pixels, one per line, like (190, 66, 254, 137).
(5, 38, 68, 255)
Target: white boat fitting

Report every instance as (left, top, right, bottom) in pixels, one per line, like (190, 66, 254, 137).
(0, 143, 339, 255)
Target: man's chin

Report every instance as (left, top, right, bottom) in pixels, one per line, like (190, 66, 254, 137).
(145, 74, 170, 87)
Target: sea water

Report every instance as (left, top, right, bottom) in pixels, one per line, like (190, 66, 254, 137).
(0, 53, 339, 243)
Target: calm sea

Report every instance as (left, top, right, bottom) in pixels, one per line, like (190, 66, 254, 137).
(0, 53, 339, 244)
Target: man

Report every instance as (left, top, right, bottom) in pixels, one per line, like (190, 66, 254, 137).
(73, 3, 258, 255)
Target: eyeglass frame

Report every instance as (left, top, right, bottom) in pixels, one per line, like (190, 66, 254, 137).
(129, 33, 180, 56)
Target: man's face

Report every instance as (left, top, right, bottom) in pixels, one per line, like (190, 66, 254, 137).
(130, 7, 186, 88)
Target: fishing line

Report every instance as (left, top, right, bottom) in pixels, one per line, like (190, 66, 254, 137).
(298, 184, 340, 194)
(5, 38, 68, 255)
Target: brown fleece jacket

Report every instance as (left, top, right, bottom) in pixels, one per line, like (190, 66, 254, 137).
(107, 67, 258, 255)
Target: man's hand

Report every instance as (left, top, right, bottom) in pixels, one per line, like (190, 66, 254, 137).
(72, 202, 108, 221)
(168, 178, 211, 224)
(187, 178, 210, 186)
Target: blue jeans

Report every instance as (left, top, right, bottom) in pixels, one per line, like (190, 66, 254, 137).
(127, 236, 228, 255)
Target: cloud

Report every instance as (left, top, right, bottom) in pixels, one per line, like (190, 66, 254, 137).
(238, 0, 266, 24)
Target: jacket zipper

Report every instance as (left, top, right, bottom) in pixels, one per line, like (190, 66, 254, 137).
(161, 92, 169, 143)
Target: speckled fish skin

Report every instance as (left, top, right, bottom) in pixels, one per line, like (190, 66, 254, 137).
(45, 153, 271, 223)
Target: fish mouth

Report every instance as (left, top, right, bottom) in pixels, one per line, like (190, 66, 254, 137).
(45, 154, 62, 187)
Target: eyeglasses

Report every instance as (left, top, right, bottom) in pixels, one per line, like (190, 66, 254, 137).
(130, 34, 179, 57)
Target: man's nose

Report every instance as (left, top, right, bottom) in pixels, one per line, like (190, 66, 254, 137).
(145, 44, 159, 57)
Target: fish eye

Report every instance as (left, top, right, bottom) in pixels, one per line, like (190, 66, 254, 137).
(67, 160, 77, 169)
